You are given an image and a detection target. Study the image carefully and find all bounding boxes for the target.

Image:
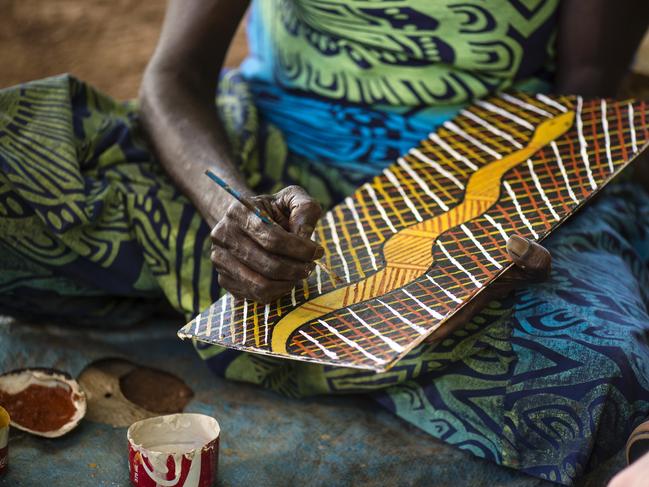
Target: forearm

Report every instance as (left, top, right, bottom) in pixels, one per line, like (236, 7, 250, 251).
(138, 0, 250, 227)
(139, 68, 249, 227)
(556, 0, 649, 97)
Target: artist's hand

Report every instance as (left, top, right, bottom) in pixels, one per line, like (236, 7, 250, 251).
(427, 235, 551, 341)
(210, 185, 324, 303)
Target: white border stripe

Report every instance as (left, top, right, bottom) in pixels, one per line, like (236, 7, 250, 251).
(500, 93, 552, 117)
(397, 157, 450, 211)
(438, 241, 483, 288)
(428, 132, 478, 171)
(476, 100, 535, 130)
(363, 183, 397, 233)
(348, 308, 405, 352)
(219, 295, 227, 339)
(601, 100, 614, 172)
(326, 212, 351, 283)
(318, 319, 385, 364)
(377, 299, 427, 334)
(242, 298, 249, 344)
(629, 103, 638, 153)
(315, 264, 323, 294)
(444, 121, 502, 159)
(402, 289, 444, 320)
(527, 159, 560, 221)
(263, 304, 270, 345)
(425, 274, 463, 304)
(551, 141, 579, 205)
(345, 197, 378, 270)
(461, 109, 523, 149)
(384, 168, 423, 222)
(536, 93, 568, 113)
(299, 330, 339, 360)
(576, 96, 597, 190)
(461, 224, 503, 269)
(503, 181, 539, 239)
(204, 303, 213, 337)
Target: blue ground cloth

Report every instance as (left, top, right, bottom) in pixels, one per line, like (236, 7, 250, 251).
(0, 317, 628, 487)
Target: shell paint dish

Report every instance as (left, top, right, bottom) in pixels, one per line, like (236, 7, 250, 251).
(0, 368, 86, 438)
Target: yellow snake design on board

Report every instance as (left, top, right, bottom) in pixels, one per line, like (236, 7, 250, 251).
(271, 111, 575, 354)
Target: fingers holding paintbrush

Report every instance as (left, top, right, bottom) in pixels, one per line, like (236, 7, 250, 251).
(205, 171, 342, 302)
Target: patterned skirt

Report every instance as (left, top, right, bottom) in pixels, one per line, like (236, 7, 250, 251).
(1, 74, 648, 485)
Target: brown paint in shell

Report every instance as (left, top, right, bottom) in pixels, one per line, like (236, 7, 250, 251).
(0, 384, 78, 433)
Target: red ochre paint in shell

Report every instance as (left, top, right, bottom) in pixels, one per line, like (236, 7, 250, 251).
(0, 406, 9, 476)
(0, 384, 78, 433)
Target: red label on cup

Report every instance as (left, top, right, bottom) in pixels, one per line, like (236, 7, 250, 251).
(127, 414, 220, 487)
(128, 438, 218, 487)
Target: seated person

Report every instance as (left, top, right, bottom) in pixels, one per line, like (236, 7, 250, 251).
(0, 0, 648, 485)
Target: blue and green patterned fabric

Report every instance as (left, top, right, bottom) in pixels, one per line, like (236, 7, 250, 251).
(1, 1, 648, 485)
(241, 0, 557, 172)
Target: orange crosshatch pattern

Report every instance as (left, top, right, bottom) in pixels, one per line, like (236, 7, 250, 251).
(179, 93, 649, 372)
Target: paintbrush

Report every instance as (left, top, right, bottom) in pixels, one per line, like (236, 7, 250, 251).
(204, 170, 343, 284)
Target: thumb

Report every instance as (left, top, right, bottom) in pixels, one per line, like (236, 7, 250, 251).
(275, 185, 322, 238)
(505, 235, 552, 284)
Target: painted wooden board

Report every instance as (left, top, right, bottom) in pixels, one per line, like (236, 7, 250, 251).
(179, 93, 649, 372)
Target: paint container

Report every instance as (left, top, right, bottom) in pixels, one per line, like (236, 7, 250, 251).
(0, 405, 9, 476)
(127, 413, 219, 487)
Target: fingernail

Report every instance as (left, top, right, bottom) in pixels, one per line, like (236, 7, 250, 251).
(313, 246, 324, 260)
(298, 224, 314, 239)
(507, 235, 530, 259)
(305, 262, 316, 275)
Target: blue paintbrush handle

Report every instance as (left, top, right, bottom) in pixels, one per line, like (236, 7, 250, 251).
(204, 170, 274, 225)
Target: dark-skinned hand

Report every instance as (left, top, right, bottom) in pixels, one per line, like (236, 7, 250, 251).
(210, 185, 324, 303)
